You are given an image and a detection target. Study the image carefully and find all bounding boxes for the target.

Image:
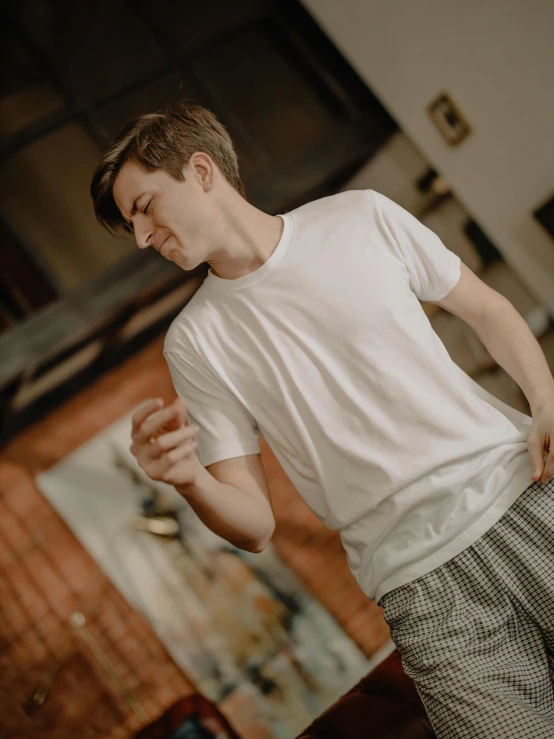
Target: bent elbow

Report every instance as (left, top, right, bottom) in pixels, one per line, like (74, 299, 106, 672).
(249, 540, 268, 554)
(249, 522, 275, 553)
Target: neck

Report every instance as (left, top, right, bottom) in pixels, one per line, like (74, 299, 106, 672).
(207, 194, 284, 280)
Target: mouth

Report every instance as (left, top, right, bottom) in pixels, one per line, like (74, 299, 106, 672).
(157, 236, 170, 256)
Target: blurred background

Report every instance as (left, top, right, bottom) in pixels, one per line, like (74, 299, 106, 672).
(1, 1, 553, 737)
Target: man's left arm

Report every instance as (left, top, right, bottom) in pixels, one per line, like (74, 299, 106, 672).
(431, 261, 554, 484)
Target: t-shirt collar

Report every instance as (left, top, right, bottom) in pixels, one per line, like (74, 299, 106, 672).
(204, 213, 293, 292)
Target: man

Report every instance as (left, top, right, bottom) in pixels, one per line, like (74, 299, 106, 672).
(91, 101, 554, 738)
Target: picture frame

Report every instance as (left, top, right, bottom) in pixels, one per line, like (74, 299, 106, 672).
(427, 91, 472, 146)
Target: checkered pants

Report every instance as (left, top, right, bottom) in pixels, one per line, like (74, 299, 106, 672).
(377, 476, 554, 738)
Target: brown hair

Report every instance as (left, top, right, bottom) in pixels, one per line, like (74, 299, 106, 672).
(90, 101, 246, 234)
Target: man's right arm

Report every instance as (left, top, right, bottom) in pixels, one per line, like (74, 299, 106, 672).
(176, 453, 276, 553)
(130, 397, 275, 553)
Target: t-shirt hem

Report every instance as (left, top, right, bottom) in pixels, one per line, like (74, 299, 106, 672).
(199, 442, 261, 469)
(423, 255, 461, 302)
(374, 471, 531, 604)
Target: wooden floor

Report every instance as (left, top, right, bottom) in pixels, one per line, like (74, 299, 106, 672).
(0, 334, 389, 738)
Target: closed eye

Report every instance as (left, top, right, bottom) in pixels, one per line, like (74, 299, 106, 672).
(144, 199, 152, 215)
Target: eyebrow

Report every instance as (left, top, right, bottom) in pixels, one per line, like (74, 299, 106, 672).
(130, 194, 145, 217)
(121, 194, 145, 226)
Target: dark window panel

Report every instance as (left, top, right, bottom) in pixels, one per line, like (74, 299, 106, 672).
(134, 0, 263, 57)
(91, 71, 198, 141)
(232, 144, 260, 189)
(0, 25, 64, 142)
(12, 0, 168, 105)
(271, 1, 391, 117)
(0, 215, 59, 321)
(0, 303, 14, 331)
(91, 70, 259, 183)
(193, 22, 347, 166)
(0, 123, 134, 291)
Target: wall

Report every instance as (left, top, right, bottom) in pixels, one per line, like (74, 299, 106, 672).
(302, 0, 554, 315)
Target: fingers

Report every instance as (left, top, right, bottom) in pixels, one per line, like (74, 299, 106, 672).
(173, 397, 189, 426)
(160, 399, 189, 434)
(150, 440, 196, 482)
(528, 434, 552, 483)
(130, 397, 196, 484)
(161, 447, 196, 484)
(134, 403, 185, 445)
(144, 425, 200, 460)
(163, 439, 197, 467)
(528, 435, 545, 481)
(540, 448, 553, 483)
(132, 398, 163, 435)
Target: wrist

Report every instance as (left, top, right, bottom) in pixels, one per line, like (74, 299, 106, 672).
(530, 386, 554, 414)
(175, 456, 205, 498)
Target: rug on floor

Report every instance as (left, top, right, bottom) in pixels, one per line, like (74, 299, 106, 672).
(37, 406, 392, 738)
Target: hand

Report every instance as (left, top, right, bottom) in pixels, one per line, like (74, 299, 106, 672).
(528, 401, 553, 484)
(130, 397, 201, 487)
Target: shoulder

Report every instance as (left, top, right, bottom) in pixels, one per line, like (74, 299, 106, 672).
(163, 282, 211, 360)
(290, 189, 378, 218)
(286, 188, 379, 226)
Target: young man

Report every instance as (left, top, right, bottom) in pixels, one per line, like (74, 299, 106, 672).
(91, 102, 554, 738)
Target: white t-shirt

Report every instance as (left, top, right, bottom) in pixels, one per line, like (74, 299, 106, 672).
(164, 189, 533, 603)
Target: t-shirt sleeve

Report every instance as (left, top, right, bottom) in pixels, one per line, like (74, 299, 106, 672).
(372, 190, 462, 302)
(164, 349, 261, 468)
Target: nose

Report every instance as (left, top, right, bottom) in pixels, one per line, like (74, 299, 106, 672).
(134, 218, 154, 250)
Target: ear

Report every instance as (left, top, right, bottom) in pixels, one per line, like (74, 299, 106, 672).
(189, 151, 214, 191)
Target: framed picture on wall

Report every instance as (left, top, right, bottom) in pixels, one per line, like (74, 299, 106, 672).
(427, 91, 472, 146)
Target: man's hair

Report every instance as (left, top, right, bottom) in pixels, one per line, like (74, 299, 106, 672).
(90, 101, 246, 235)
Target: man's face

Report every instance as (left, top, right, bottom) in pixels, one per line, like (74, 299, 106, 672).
(112, 158, 214, 270)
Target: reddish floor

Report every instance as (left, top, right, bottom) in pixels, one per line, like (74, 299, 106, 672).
(0, 336, 390, 737)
